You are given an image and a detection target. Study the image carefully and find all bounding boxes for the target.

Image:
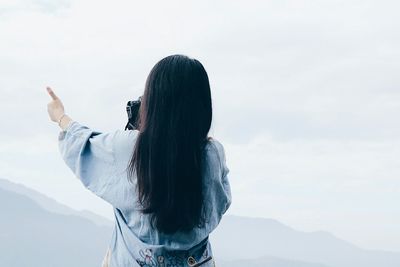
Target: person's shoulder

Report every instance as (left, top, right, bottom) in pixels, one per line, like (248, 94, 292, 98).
(205, 137, 225, 153)
(115, 129, 139, 142)
(204, 137, 226, 166)
(112, 129, 140, 176)
(113, 129, 140, 154)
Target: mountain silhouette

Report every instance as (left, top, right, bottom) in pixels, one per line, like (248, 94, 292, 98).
(0, 178, 112, 227)
(0, 186, 112, 267)
(211, 214, 400, 267)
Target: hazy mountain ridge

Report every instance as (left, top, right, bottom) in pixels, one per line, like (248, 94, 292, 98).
(0, 177, 112, 227)
(1, 178, 400, 267)
(0, 186, 112, 267)
(211, 215, 400, 267)
(217, 256, 331, 267)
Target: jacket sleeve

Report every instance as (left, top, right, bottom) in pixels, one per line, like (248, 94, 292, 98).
(214, 140, 232, 216)
(204, 139, 232, 233)
(58, 120, 120, 200)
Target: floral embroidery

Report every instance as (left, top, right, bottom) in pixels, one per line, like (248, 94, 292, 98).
(136, 248, 157, 266)
(135, 249, 187, 267)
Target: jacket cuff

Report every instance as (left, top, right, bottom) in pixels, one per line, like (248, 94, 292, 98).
(58, 120, 77, 141)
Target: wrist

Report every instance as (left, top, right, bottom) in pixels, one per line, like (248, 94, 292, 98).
(57, 113, 66, 124)
(58, 114, 73, 130)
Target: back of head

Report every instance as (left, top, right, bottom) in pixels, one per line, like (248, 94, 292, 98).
(127, 54, 212, 234)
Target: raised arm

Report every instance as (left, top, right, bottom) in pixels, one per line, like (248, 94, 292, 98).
(46, 86, 123, 204)
(58, 120, 119, 196)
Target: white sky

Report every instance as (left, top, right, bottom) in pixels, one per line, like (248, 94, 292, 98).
(1, 0, 400, 251)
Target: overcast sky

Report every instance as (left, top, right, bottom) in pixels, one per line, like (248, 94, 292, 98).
(1, 0, 400, 252)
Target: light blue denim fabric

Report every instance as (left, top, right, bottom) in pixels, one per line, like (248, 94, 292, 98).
(58, 120, 232, 267)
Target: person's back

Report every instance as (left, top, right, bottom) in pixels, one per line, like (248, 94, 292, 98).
(48, 54, 232, 267)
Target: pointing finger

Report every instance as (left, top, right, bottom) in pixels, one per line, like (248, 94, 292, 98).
(47, 86, 58, 100)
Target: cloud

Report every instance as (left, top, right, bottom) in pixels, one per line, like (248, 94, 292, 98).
(0, 0, 71, 16)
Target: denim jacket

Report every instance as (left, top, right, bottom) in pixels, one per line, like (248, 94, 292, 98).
(58, 121, 232, 267)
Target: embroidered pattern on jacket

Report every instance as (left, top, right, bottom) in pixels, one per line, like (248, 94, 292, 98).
(136, 248, 186, 267)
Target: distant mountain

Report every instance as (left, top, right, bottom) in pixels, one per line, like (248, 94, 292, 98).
(0, 178, 112, 227)
(210, 215, 400, 267)
(0, 187, 113, 267)
(1, 178, 400, 267)
(218, 256, 331, 267)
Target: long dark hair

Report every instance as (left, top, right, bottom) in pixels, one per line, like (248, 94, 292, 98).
(127, 54, 212, 234)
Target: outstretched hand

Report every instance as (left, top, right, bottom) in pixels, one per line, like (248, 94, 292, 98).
(46, 86, 65, 123)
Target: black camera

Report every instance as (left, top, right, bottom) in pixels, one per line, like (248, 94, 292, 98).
(125, 96, 142, 130)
